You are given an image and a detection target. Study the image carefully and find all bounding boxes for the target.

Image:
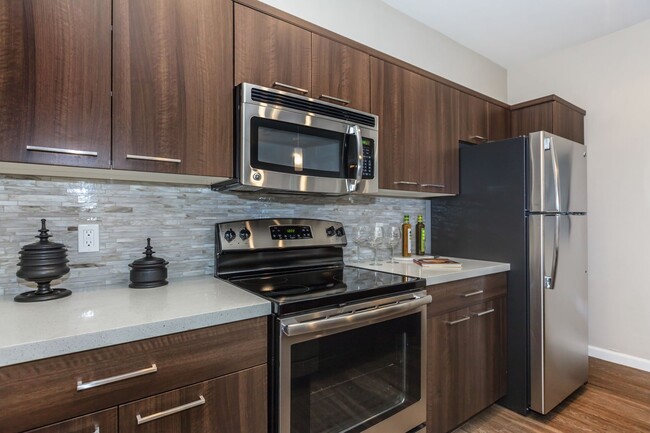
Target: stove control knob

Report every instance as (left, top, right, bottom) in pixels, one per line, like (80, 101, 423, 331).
(336, 227, 345, 237)
(326, 226, 335, 237)
(239, 228, 251, 241)
(224, 229, 236, 243)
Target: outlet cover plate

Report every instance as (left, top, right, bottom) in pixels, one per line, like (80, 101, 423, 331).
(78, 224, 99, 252)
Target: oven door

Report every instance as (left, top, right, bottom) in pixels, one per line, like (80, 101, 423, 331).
(277, 291, 431, 433)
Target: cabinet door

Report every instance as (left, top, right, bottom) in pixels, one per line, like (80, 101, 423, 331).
(235, 4, 311, 95)
(311, 35, 370, 112)
(458, 92, 488, 144)
(119, 365, 267, 433)
(0, 0, 111, 168)
(510, 101, 553, 138)
(25, 409, 116, 433)
(553, 102, 585, 144)
(112, 0, 233, 176)
(487, 102, 511, 141)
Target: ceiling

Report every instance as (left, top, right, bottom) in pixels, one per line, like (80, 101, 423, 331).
(381, 0, 650, 68)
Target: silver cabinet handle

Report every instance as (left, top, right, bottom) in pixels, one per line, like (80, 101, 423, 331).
(136, 395, 206, 425)
(93, 426, 100, 433)
(319, 94, 350, 105)
(469, 135, 488, 142)
(474, 308, 495, 317)
(26, 145, 98, 157)
(77, 364, 158, 391)
(126, 154, 181, 164)
(283, 295, 432, 337)
(446, 316, 470, 326)
(421, 183, 446, 188)
(272, 82, 308, 95)
(462, 289, 484, 298)
(393, 181, 418, 185)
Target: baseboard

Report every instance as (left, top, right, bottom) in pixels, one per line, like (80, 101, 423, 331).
(589, 346, 650, 372)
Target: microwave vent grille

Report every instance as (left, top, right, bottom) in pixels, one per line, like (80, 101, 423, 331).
(251, 88, 376, 128)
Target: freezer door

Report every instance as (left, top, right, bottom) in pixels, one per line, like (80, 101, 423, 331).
(529, 214, 588, 414)
(528, 132, 587, 213)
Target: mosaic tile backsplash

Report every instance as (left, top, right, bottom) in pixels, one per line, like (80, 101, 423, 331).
(0, 175, 426, 295)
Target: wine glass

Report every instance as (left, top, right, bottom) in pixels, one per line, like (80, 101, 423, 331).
(368, 224, 384, 266)
(385, 225, 401, 263)
(350, 225, 370, 263)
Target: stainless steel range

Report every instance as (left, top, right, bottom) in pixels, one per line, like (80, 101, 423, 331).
(215, 218, 429, 433)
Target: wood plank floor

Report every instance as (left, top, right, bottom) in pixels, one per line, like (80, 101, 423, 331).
(453, 357, 650, 432)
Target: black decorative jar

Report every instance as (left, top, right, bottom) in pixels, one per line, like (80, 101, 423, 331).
(15, 219, 71, 302)
(129, 238, 169, 288)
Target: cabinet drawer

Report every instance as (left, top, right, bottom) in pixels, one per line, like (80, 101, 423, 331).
(119, 365, 267, 433)
(24, 408, 117, 433)
(0, 317, 266, 433)
(427, 273, 506, 317)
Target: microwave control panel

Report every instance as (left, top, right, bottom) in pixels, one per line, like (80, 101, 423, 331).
(362, 138, 375, 179)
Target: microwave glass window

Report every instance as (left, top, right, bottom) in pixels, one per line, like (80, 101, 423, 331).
(251, 118, 346, 178)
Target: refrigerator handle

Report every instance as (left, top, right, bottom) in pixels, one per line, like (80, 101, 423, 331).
(545, 137, 561, 211)
(545, 215, 561, 290)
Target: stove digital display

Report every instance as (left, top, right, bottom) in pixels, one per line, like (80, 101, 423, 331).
(270, 225, 313, 240)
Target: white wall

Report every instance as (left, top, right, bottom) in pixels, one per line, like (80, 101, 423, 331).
(257, 0, 507, 101)
(509, 19, 650, 369)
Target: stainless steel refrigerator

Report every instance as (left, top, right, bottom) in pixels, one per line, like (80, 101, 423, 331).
(429, 131, 588, 415)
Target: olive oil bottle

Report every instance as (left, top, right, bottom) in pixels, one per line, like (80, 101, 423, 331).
(402, 215, 412, 257)
(415, 215, 426, 255)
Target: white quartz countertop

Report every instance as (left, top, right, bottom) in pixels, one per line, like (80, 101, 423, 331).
(0, 276, 271, 367)
(351, 257, 510, 286)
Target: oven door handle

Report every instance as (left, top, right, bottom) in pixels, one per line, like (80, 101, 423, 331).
(282, 294, 432, 337)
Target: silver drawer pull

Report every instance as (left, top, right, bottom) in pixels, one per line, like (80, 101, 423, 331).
(93, 426, 100, 433)
(393, 181, 418, 185)
(76, 364, 157, 391)
(272, 82, 308, 94)
(26, 145, 98, 157)
(136, 395, 206, 425)
(462, 290, 484, 298)
(126, 154, 181, 164)
(475, 308, 495, 317)
(421, 183, 445, 188)
(319, 94, 350, 105)
(469, 135, 488, 142)
(446, 316, 470, 326)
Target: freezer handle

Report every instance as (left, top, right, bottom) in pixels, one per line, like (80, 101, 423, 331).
(544, 137, 562, 211)
(545, 215, 560, 290)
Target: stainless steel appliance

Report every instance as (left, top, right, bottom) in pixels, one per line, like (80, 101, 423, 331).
(213, 83, 379, 195)
(430, 131, 588, 415)
(215, 218, 428, 433)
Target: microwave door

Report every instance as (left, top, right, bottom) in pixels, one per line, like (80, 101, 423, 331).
(345, 125, 363, 192)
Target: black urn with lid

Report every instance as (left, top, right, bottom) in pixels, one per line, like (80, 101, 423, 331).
(15, 219, 71, 303)
(129, 238, 169, 288)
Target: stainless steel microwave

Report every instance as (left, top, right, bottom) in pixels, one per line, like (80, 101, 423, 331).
(215, 83, 379, 195)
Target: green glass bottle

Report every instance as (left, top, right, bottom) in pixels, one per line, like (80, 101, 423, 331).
(415, 215, 426, 255)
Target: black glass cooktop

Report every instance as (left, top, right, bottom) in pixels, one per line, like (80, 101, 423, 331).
(227, 266, 425, 315)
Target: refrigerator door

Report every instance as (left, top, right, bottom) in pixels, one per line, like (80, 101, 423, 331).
(529, 214, 588, 414)
(528, 132, 587, 213)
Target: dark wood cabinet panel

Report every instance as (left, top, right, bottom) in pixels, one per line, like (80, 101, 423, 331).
(511, 97, 585, 144)
(0, 0, 111, 168)
(25, 409, 116, 433)
(511, 101, 553, 139)
(119, 365, 267, 433)
(0, 318, 266, 433)
(235, 4, 311, 94)
(112, 0, 233, 176)
(487, 103, 511, 141)
(553, 102, 585, 144)
(427, 275, 507, 433)
(458, 92, 488, 144)
(312, 35, 370, 112)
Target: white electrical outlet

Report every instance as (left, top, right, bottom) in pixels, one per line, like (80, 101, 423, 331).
(78, 224, 100, 252)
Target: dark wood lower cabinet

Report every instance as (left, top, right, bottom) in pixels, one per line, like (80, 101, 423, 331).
(119, 365, 267, 433)
(427, 276, 507, 433)
(25, 409, 117, 433)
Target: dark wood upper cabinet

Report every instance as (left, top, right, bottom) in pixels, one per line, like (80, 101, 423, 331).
(511, 96, 585, 144)
(0, 0, 111, 168)
(458, 92, 488, 144)
(371, 58, 458, 195)
(235, 4, 311, 95)
(112, 0, 233, 176)
(311, 35, 370, 112)
(487, 102, 511, 141)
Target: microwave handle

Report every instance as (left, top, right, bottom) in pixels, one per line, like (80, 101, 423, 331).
(346, 124, 363, 192)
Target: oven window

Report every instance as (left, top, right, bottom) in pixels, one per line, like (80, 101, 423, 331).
(251, 117, 345, 178)
(289, 313, 421, 433)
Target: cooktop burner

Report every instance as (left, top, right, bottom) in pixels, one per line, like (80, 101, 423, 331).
(227, 265, 422, 315)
